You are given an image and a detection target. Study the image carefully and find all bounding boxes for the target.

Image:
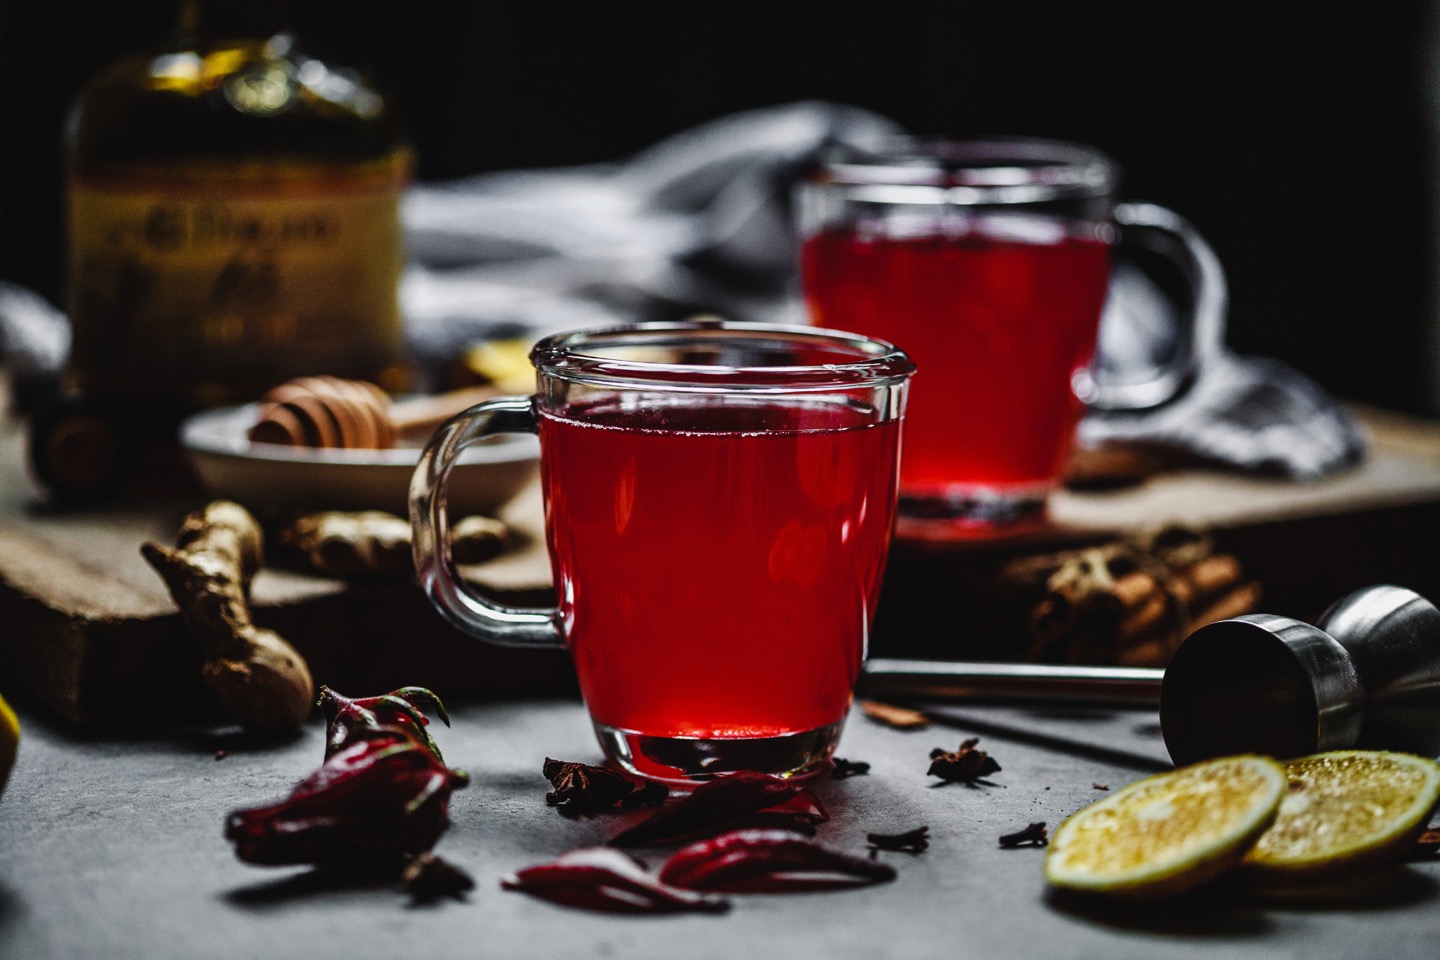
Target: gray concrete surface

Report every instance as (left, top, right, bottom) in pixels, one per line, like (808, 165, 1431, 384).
(1, 693, 1437, 960)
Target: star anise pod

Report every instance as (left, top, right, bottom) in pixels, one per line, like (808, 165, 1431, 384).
(543, 758, 637, 811)
(927, 737, 1001, 783)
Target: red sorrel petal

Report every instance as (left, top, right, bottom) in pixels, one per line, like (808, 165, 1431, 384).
(659, 829, 897, 893)
(608, 772, 806, 847)
(224, 724, 464, 866)
(501, 848, 729, 914)
(320, 686, 448, 760)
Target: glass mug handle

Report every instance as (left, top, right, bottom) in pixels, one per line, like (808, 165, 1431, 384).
(408, 396, 564, 648)
(1087, 201, 1229, 412)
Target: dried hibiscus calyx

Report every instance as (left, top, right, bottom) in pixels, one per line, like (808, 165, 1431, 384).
(609, 771, 828, 847)
(543, 758, 638, 811)
(928, 737, 1001, 784)
(620, 781, 669, 809)
(224, 724, 468, 866)
(501, 847, 729, 914)
(660, 829, 897, 893)
(320, 685, 449, 761)
(401, 852, 475, 904)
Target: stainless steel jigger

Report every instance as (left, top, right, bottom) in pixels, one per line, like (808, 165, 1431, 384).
(859, 584, 1440, 766)
(1161, 584, 1440, 765)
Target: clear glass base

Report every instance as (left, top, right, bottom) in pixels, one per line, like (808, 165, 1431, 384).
(593, 720, 845, 786)
(897, 486, 1051, 541)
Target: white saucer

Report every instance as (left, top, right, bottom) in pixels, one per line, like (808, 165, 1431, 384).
(180, 404, 540, 516)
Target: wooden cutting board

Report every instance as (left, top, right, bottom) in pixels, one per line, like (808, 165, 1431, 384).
(2, 395, 1438, 725)
(0, 408, 572, 724)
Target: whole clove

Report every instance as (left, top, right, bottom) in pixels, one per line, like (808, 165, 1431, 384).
(501, 847, 729, 914)
(866, 826, 930, 854)
(659, 829, 897, 893)
(927, 737, 1001, 784)
(831, 757, 871, 780)
(543, 758, 638, 811)
(609, 772, 827, 848)
(998, 822, 1048, 848)
(225, 723, 468, 866)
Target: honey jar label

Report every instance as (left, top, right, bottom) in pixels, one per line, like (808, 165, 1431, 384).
(67, 173, 406, 404)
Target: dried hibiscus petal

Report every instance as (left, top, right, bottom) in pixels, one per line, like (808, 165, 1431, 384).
(320, 685, 450, 761)
(609, 772, 826, 848)
(620, 781, 669, 809)
(225, 725, 467, 866)
(721, 790, 831, 837)
(501, 847, 729, 914)
(659, 829, 897, 893)
(543, 758, 637, 811)
(401, 852, 476, 903)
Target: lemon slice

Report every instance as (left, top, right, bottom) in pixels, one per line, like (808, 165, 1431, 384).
(1243, 750, 1440, 883)
(1045, 755, 1286, 898)
(0, 692, 18, 800)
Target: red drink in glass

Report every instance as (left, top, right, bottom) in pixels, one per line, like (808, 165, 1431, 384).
(411, 321, 912, 782)
(802, 223, 1109, 530)
(538, 398, 899, 777)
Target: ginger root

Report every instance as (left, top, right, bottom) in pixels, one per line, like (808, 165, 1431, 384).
(142, 501, 315, 731)
(281, 510, 509, 579)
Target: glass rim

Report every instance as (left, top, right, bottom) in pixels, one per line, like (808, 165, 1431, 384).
(805, 135, 1117, 205)
(530, 320, 916, 392)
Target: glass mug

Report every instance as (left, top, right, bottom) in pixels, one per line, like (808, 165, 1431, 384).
(410, 321, 914, 783)
(798, 137, 1224, 537)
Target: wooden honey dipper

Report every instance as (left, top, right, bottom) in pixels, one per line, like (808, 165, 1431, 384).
(247, 376, 502, 449)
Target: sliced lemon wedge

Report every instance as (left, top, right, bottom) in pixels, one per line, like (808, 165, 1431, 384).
(0, 692, 18, 800)
(1243, 750, 1440, 883)
(1045, 754, 1286, 899)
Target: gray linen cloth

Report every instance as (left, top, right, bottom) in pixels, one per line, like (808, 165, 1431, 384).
(1, 100, 1364, 478)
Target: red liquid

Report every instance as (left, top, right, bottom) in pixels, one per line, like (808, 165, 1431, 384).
(802, 224, 1109, 502)
(538, 398, 899, 741)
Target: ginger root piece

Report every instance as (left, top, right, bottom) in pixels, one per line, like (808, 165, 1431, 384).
(142, 501, 315, 731)
(281, 510, 509, 579)
(282, 510, 414, 579)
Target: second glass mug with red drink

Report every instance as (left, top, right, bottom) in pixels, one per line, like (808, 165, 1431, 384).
(798, 137, 1223, 537)
(410, 321, 914, 783)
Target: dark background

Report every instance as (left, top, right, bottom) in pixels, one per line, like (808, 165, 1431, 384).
(2, 1, 1436, 414)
